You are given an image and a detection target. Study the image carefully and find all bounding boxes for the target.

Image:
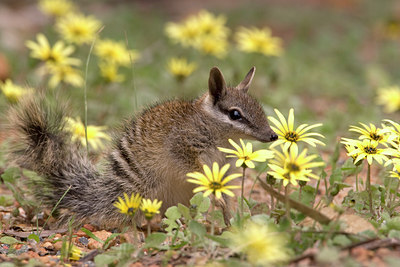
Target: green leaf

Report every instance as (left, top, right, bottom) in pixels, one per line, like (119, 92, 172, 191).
(330, 142, 340, 170)
(165, 206, 181, 221)
(94, 254, 117, 266)
(0, 236, 21, 245)
(80, 228, 104, 244)
(0, 195, 14, 206)
(1, 167, 21, 183)
(144, 232, 167, 249)
(388, 229, 400, 239)
(205, 234, 230, 247)
(103, 233, 120, 250)
(332, 235, 352, 247)
(28, 233, 40, 243)
(210, 210, 227, 228)
(190, 192, 210, 213)
(329, 168, 343, 185)
(177, 204, 191, 221)
(188, 220, 206, 238)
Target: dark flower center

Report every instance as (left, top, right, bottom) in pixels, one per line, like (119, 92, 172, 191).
(127, 207, 135, 215)
(285, 131, 299, 142)
(286, 162, 300, 172)
(364, 146, 377, 154)
(370, 132, 382, 141)
(210, 182, 223, 190)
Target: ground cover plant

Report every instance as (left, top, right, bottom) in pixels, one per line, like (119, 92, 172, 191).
(1, 0, 400, 266)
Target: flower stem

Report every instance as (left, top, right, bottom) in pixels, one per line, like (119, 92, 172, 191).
(211, 197, 215, 236)
(241, 167, 246, 217)
(386, 177, 393, 208)
(355, 173, 359, 192)
(285, 185, 292, 227)
(133, 220, 138, 247)
(147, 220, 151, 236)
(366, 164, 374, 217)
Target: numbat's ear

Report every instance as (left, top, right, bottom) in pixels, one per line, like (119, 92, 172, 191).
(208, 67, 227, 104)
(236, 66, 256, 92)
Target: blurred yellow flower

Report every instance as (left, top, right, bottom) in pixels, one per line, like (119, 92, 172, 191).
(186, 162, 241, 199)
(65, 116, 111, 150)
(268, 108, 325, 151)
(268, 145, 324, 187)
(25, 33, 81, 66)
(383, 119, 400, 147)
(114, 192, 142, 216)
(165, 10, 229, 48)
(165, 20, 201, 47)
(140, 199, 162, 220)
(235, 27, 283, 56)
(229, 221, 290, 266)
(376, 85, 400, 113)
(38, 0, 76, 17)
(194, 36, 228, 58)
(99, 62, 125, 83)
(56, 13, 101, 45)
(218, 138, 274, 168)
(188, 10, 229, 40)
(382, 19, 400, 40)
(47, 64, 84, 88)
(95, 39, 139, 66)
(390, 164, 400, 180)
(167, 57, 196, 81)
(69, 244, 83, 261)
(0, 79, 32, 103)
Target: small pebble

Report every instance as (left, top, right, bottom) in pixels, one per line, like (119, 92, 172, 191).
(78, 237, 89, 246)
(43, 241, 54, 250)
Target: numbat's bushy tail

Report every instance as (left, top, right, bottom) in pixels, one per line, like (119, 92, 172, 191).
(8, 67, 278, 228)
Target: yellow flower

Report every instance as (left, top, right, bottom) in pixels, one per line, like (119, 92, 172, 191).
(383, 119, 400, 147)
(229, 221, 289, 266)
(47, 64, 84, 88)
(194, 36, 228, 58)
(99, 62, 125, 83)
(25, 33, 81, 66)
(165, 20, 201, 47)
(349, 122, 392, 146)
(189, 10, 229, 40)
(69, 244, 82, 261)
(56, 13, 101, 45)
(382, 19, 400, 40)
(165, 10, 229, 48)
(390, 164, 400, 180)
(218, 139, 274, 168)
(140, 199, 163, 220)
(38, 0, 76, 17)
(114, 192, 142, 216)
(65, 117, 111, 150)
(186, 162, 241, 199)
(235, 27, 283, 56)
(342, 138, 396, 165)
(268, 108, 325, 151)
(167, 58, 196, 81)
(376, 85, 400, 113)
(268, 145, 324, 187)
(344, 143, 359, 161)
(95, 39, 139, 66)
(0, 79, 32, 103)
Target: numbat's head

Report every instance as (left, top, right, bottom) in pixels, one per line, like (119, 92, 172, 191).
(202, 66, 278, 143)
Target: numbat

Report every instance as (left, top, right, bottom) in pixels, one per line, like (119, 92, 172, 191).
(9, 67, 277, 228)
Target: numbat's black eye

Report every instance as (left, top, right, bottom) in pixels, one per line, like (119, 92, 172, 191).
(229, 109, 242, 120)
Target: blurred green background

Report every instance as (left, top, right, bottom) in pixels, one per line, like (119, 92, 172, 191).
(1, 0, 400, 149)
